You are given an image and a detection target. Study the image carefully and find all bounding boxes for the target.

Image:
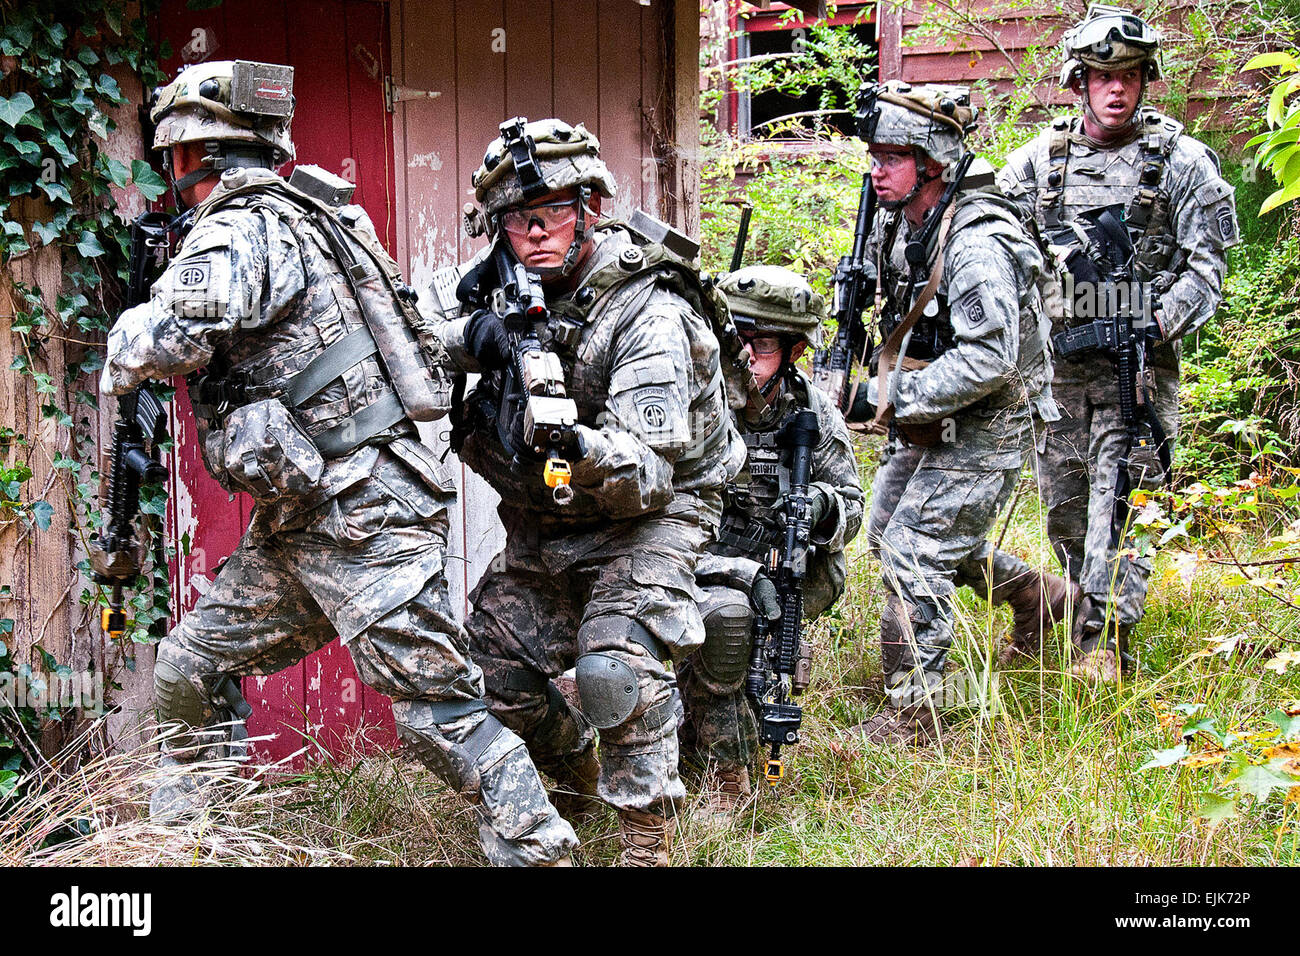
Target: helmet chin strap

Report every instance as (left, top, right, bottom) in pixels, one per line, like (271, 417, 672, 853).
(879, 147, 942, 211)
(518, 185, 595, 281)
(168, 141, 275, 209)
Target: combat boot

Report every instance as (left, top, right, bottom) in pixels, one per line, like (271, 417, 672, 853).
(617, 809, 673, 866)
(854, 702, 942, 747)
(695, 763, 752, 827)
(1070, 627, 1130, 684)
(148, 752, 208, 822)
(997, 572, 1082, 666)
(546, 745, 603, 823)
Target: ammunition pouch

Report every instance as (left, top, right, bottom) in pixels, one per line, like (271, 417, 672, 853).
(212, 399, 326, 500)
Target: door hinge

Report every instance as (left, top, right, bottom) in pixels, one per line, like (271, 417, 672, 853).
(384, 76, 441, 112)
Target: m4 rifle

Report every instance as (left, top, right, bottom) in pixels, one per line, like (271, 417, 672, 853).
(745, 408, 820, 786)
(90, 211, 180, 640)
(1050, 206, 1172, 545)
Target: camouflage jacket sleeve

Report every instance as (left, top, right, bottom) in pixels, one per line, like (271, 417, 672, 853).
(892, 225, 1025, 423)
(995, 138, 1042, 222)
(570, 291, 703, 517)
(1153, 142, 1239, 342)
(102, 206, 306, 395)
(695, 552, 763, 592)
(806, 378, 864, 554)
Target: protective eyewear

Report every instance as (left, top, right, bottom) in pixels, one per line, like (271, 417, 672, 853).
(1073, 14, 1159, 56)
(869, 149, 914, 170)
(738, 331, 786, 355)
(500, 200, 580, 237)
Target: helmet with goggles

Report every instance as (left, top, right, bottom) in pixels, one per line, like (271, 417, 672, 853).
(856, 80, 976, 208)
(467, 117, 616, 277)
(1059, 5, 1162, 87)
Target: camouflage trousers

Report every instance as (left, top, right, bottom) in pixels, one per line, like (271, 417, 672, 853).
(158, 450, 576, 866)
(1037, 358, 1179, 639)
(678, 585, 757, 770)
(468, 509, 713, 818)
(865, 416, 1030, 679)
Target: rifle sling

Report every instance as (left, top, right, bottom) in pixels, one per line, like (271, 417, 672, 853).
(869, 204, 955, 436)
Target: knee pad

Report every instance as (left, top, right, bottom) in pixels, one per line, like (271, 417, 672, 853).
(576, 615, 676, 731)
(575, 653, 641, 730)
(696, 588, 753, 695)
(154, 642, 249, 754)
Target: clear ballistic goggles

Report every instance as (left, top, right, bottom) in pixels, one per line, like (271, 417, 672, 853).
(1071, 14, 1159, 58)
(500, 199, 583, 237)
(737, 330, 786, 355)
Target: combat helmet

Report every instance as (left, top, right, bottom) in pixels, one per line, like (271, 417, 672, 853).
(1059, 4, 1162, 87)
(467, 117, 615, 276)
(719, 265, 824, 348)
(151, 60, 295, 161)
(857, 80, 976, 168)
(150, 60, 295, 199)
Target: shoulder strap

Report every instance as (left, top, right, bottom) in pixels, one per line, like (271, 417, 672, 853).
(867, 203, 956, 435)
(1038, 117, 1073, 229)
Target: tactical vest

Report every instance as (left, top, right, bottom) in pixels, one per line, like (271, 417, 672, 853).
(187, 170, 447, 460)
(456, 221, 748, 520)
(877, 190, 1052, 415)
(715, 371, 815, 558)
(1036, 108, 1182, 282)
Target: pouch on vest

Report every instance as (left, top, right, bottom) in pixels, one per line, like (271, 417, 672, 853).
(216, 398, 325, 500)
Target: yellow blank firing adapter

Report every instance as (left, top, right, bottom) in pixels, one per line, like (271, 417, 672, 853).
(102, 608, 127, 640)
(545, 458, 574, 505)
(765, 758, 785, 786)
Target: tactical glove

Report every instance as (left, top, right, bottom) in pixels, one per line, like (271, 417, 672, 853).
(750, 570, 782, 622)
(775, 488, 831, 530)
(464, 309, 511, 371)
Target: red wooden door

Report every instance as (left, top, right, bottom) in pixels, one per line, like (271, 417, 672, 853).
(156, 0, 400, 767)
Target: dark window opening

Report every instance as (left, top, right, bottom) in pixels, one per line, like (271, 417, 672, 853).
(738, 18, 878, 140)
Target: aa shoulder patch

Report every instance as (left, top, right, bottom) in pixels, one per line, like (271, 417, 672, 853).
(1215, 203, 1237, 244)
(958, 287, 987, 328)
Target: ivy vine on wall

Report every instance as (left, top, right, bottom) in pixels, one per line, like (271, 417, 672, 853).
(0, 0, 170, 784)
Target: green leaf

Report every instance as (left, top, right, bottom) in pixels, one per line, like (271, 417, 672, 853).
(130, 161, 167, 202)
(1, 21, 34, 55)
(0, 92, 35, 128)
(0, 619, 12, 635)
(1228, 763, 1294, 801)
(75, 231, 105, 258)
(1260, 179, 1300, 216)
(87, 110, 111, 141)
(0, 770, 17, 799)
(1198, 792, 1237, 826)
(104, 157, 130, 189)
(1181, 717, 1225, 746)
(28, 500, 53, 531)
(45, 131, 78, 168)
(30, 220, 60, 245)
(35, 179, 72, 205)
(1266, 709, 1300, 740)
(95, 74, 124, 103)
(1140, 744, 1188, 770)
(1245, 51, 1300, 74)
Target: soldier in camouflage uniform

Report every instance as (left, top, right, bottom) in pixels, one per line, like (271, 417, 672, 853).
(431, 118, 747, 865)
(997, 6, 1239, 682)
(679, 265, 862, 818)
(101, 62, 576, 866)
(853, 82, 1060, 744)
